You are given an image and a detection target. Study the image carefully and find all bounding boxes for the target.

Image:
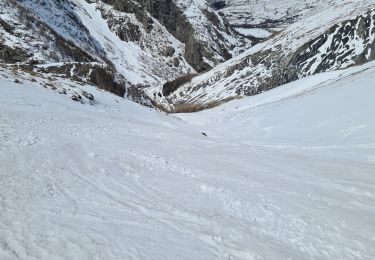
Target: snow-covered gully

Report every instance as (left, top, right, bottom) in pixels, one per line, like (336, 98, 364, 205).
(1, 61, 375, 259)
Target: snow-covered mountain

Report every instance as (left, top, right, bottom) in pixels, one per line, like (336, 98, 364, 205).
(0, 0, 191, 98)
(150, 0, 375, 111)
(2, 0, 374, 111)
(213, 0, 335, 30)
(0, 0, 252, 101)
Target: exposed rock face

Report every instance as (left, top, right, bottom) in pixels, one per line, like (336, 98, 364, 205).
(101, 0, 209, 72)
(208, 0, 227, 10)
(100, 0, 154, 32)
(35, 62, 154, 106)
(162, 73, 197, 96)
(80, 0, 198, 89)
(38, 63, 123, 95)
(101, 0, 250, 72)
(141, 0, 237, 71)
(0, 44, 31, 63)
(174, 0, 251, 70)
(292, 10, 375, 77)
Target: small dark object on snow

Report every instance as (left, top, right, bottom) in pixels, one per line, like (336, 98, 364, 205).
(71, 94, 82, 102)
(82, 91, 94, 101)
(201, 132, 207, 137)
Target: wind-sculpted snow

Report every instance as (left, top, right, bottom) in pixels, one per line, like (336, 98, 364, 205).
(1, 59, 375, 259)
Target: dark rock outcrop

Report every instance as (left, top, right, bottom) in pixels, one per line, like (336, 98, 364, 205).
(0, 44, 31, 63)
(209, 0, 226, 10)
(162, 73, 197, 96)
(39, 63, 126, 97)
(37, 63, 153, 106)
(101, 0, 244, 72)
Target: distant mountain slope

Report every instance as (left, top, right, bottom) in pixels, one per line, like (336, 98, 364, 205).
(172, 0, 251, 70)
(1, 0, 252, 81)
(0, 0, 254, 105)
(1, 0, 375, 112)
(207, 0, 338, 41)
(6, 0, 193, 84)
(0, 0, 98, 64)
(150, 0, 375, 111)
(216, 0, 334, 27)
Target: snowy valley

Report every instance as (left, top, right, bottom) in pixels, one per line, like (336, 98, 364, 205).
(1, 0, 375, 259)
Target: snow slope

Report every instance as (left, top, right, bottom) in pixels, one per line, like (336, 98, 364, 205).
(178, 61, 375, 146)
(219, 0, 335, 28)
(1, 61, 375, 259)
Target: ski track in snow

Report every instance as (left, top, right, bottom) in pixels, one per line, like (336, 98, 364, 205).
(1, 62, 375, 259)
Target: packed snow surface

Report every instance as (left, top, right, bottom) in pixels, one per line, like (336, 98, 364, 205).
(1, 61, 375, 259)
